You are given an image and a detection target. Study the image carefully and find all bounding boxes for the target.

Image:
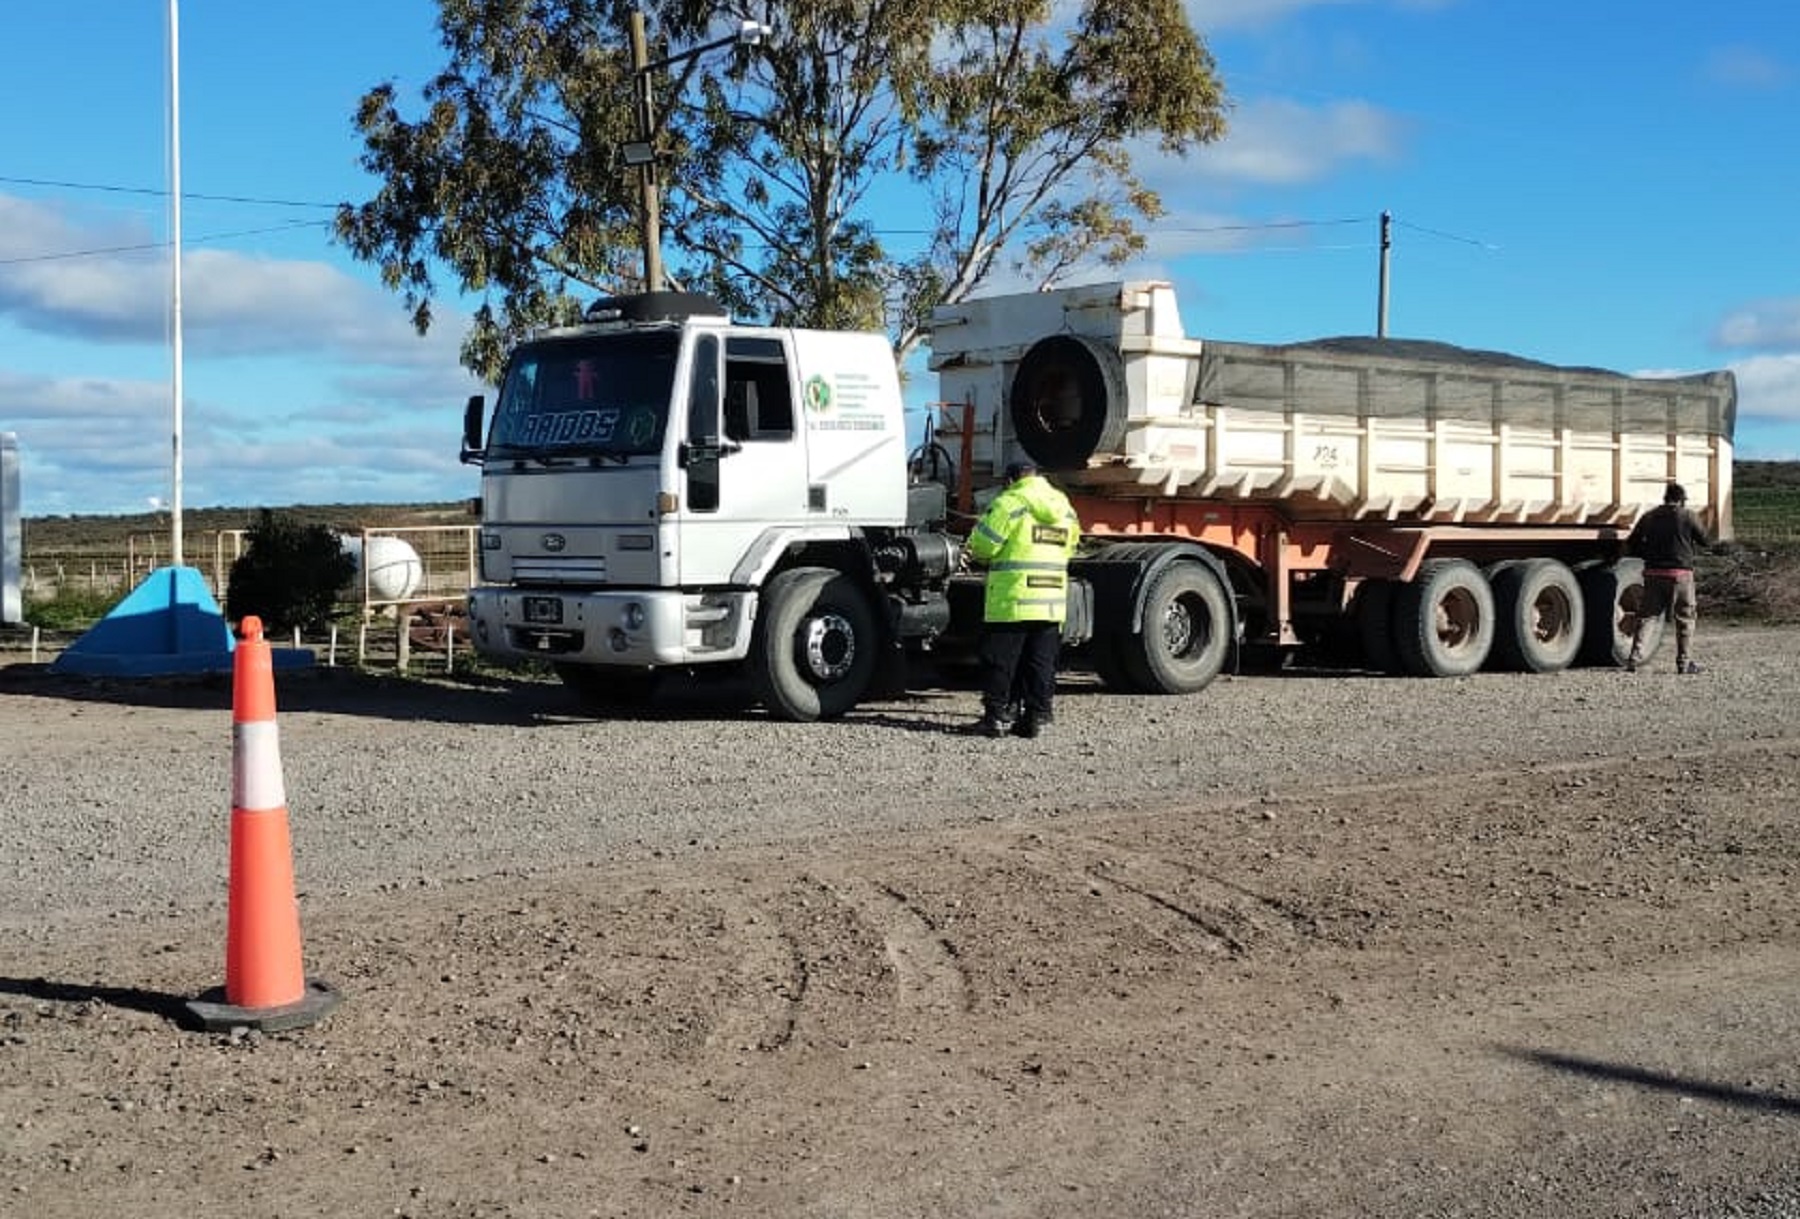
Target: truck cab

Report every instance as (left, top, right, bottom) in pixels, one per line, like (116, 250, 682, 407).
(461, 291, 954, 719)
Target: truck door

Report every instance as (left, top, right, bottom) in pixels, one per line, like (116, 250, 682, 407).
(677, 332, 808, 585)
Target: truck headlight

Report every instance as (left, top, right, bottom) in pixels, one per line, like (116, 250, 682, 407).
(623, 602, 647, 630)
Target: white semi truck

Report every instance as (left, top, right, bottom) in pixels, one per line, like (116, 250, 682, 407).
(459, 282, 1735, 720)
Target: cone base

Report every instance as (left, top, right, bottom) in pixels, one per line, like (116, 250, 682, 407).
(185, 977, 343, 1033)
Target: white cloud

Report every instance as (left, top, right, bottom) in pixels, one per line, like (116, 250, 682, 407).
(0, 194, 469, 371)
(0, 368, 166, 425)
(1173, 97, 1407, 186)
(0, 358, 480, 515)
(1185, 0, 1453, 32)
(1715, 298, 1800, 350)
(1701, 46, 1790, 91)
(1731, 354, 1800, 424)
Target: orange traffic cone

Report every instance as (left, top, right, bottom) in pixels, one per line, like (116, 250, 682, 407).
(186, 616, 341, 1033)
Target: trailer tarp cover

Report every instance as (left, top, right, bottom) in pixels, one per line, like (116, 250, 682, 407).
(1196, 336, 1736, 439)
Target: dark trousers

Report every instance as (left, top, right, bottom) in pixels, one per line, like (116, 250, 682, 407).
(979, 621, 1061, 721)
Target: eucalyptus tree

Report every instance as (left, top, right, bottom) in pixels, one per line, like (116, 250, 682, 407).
(337, 0, 1226, 380)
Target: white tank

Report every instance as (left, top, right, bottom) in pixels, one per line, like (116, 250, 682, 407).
(341, 535, 424, 601)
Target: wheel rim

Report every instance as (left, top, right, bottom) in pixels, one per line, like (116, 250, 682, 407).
(1162, 593, 1208, 660)
(799, 611, 857, 683)
(1532, 586, 1574, 644)
(1435, 588, 1482, 654)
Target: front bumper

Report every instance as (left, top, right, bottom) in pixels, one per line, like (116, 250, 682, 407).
(465, 586, 755, 667)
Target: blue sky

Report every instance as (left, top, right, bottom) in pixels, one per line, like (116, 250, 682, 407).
(2, 0, 1795, 517)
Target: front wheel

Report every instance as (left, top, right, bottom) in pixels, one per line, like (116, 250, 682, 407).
(749, 567, 879, 721)
(1117, 561, 1233, 694)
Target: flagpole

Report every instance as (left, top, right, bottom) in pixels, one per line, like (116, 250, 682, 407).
(168, 0, 185, 567)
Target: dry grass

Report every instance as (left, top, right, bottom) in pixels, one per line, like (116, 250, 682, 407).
(1699, 543, 1800, 624)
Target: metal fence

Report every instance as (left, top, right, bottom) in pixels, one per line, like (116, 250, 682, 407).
(16, 525, 482, 672)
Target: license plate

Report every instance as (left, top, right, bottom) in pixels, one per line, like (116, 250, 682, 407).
(523, 596, 563, 625)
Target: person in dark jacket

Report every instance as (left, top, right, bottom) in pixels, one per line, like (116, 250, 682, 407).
(1625, 482, 1712, 673)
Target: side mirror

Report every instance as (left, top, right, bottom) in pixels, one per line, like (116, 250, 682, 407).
(460, 394, 486, 464)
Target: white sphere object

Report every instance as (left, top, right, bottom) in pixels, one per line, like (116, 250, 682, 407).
(341, 535, 425, 601)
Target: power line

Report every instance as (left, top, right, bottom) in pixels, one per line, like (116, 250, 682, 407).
(0, 173, 339, 210)
(0, 220, 333, 266)
(1392, 216, 1498, 250)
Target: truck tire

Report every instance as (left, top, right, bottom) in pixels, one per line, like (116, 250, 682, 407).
(1577, 557, 1664, 668)
(555, 663, 661, 709)
(1354, 579, 1402, 674)
(1394, 559, 1494, 677)
(749, 566, 879, 721)
(1009, 334, 1127, 470)
(1489, 558, 1585, 673)
(1117, 561, 1232, 694)
(1086, 632, 1137, 693)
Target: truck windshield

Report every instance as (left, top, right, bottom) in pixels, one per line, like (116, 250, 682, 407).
(487, 331, 680, 460)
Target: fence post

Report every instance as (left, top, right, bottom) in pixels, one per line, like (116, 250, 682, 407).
(396, 609, 411, 673)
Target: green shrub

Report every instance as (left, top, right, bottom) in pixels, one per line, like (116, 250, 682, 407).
(24, 586, 125, 631)
(225, 510, 357, 635)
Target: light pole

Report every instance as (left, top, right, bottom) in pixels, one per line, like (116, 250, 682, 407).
(622, 13, 771, 293)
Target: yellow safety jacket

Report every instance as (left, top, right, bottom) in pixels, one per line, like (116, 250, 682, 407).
(966, 474, 1081, 623)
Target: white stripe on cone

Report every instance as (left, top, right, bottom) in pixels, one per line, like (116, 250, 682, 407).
(233, 720, 287, 812)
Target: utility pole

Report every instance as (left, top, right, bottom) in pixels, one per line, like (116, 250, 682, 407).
(628, 11, 663, 294)
(621, 12, 771, 296)
(168, 0, 186, 565)
(1377, 210, 1391, 338)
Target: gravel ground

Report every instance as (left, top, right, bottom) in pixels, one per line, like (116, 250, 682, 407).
(2, 625, 1799, 1217)
(3, 626, 1795, 927)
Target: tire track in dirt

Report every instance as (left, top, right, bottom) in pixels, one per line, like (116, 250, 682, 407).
(811, 871, 971, 1016)
(701, 869, 973, 1054)
(995, 831, 1317, 960)
(703, 889, 809, 1053)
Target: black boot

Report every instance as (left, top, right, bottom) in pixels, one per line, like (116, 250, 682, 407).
(973, 711, 1014, 738)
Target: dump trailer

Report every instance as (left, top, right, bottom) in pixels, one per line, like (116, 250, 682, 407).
(458, 283, 1733, 721)
(929, 280, 1735, 685)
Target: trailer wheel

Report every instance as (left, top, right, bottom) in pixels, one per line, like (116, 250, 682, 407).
(1009, 334, 1126, 470)
(1117, 562, 1232, 694)
(1489, 558, 1585, 673)
(750, 567, 878, 721)
(1353, 579, 1402, 674)
(1577, 557, 1663, 668)
(1394, 559, 1494, 677)
(555, 663, 662, 709)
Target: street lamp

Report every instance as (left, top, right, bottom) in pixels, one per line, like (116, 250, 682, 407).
(624, 13, 771, 293)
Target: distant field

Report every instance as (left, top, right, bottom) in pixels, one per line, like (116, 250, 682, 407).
(1734, 485, 1800, 542)
(18, 501, 475, 557)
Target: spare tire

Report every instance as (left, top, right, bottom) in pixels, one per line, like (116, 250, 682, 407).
(1009, 334, 1127, 470)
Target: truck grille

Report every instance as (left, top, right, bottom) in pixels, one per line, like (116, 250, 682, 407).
(514, 557, 607, 584)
